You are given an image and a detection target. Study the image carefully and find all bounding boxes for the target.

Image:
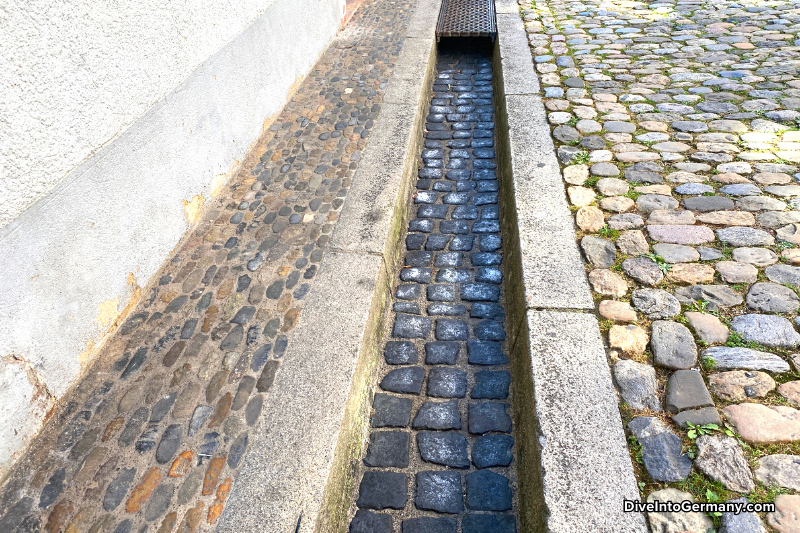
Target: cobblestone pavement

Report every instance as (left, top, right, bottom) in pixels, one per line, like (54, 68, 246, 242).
(521, 0, 800, 530)
(348, 43, 519, 533)
(0, 0, 418, 531)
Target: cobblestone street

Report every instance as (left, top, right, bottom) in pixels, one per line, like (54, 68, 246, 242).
(522, 0, 800, 530)
(348, 43, 519, 533)
(0, 0, 416, 530)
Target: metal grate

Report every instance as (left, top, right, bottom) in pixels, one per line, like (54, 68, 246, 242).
(435, 0, 497, 40)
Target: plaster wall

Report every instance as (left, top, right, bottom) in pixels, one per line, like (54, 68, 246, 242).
(0, 0, 342, 478)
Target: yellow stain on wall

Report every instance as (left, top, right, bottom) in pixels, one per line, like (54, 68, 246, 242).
(183, 195, 206, 224)
(79, 273, 143, 370)
(209, 173, 229, 197)
(95, 297, 120, 329)
(78, 339, 96, 369)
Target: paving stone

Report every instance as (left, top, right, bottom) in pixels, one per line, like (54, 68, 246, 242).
(415, 471, 463, 513)
(716, 261, 758, 283)
(666, 370, 713, 414)
(672, 407, 722, 429)
(145, 482, 174, 522)
(468, 402, 512, 434)
(401, 517, 456, 533)
(613, 360, 661, 411)
(647, 224, 715, 245)
(380, 367, 424, 394)
(465, 470, 512, 511)
(155, 424, 182, 465)
(673, 284, 743, 310)
(733, 248, 779, 267)
(646, 488, 714, 533)
(731, 314, 800, 348)
(393, 314, 431, 339)
(461, 515, 516, 533)
(747, 283, 800, 313)
(427, 367, 467, 398)
(39, 468, 66, 509)
(581, 236, 616, 268)
(103, 468, 136, 511)
(609, 325, 649, 356)
(412, 401, 461, 430)
(598, 300, 637, 322)
(364, 432, 409, 468)
(371, 394, 413, 428)
(461, 283, 500, 302)
(471, 371, 510, 399)
(651, 321, 697, 369)
(467, 341, 507, 365)
(357, 472, 407, 510)
(622, 257, 664, 287)
(709, 371, 776, 402)
(701, 347, 790, 373)
(779, 382, 800, 408)
(698, 247, 724, 261)
(685, 312, 729, 344)
(753, 455, 800, 494)
(715, 227, 775, 247)
(653, 243, 699, 263)
(629, 417, 691, 482)
(416, 432, 469, 468)
(694, 435, 755, 493)
(425, 342, 460, 364)
(768, 495, 800, 533)
(632, 289, 681, 319)
(588, 269, 628, 297)
(435, 319, 469, 341)
(350, 510, 392, 533)
(724, 403, 800, 444)
(766, 264, 800, 287)
(720, 497, 766, 533)
(637, 194, 678, 213)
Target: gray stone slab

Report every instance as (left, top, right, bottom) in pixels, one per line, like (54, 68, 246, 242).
(520, 311, 647, 532)
(405, 0, 443, 39)
(383, 37, 435, 106)
(496, 15, 539, 96)
(494, 0, 518, 14)
(493, 13, 592, 313)
(329, 101, 424, 266)
(499, 94, 594, 311)
(217, 251, 388, 533)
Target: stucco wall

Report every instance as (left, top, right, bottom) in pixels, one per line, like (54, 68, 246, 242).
(1, 0, 279, 229)
(0, 0, 342, 478)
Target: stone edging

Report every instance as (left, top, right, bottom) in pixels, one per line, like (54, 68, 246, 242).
(215, 1, 440, 531)
(492, 2, 649, 531)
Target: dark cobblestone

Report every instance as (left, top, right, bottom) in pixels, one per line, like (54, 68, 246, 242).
(350, 44, 518, 532)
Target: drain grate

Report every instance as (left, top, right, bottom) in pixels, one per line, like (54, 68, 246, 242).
(435, 0, 497, 40)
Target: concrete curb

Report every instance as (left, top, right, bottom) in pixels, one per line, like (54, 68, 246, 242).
(493, 9, 649, 533)
(216, 0, 439, 531)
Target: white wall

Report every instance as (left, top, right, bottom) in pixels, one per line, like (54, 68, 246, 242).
(0, 0, 342, 478)
(0, 0, 279, 229)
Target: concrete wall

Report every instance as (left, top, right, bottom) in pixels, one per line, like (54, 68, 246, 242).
(0, 0, 343, 478)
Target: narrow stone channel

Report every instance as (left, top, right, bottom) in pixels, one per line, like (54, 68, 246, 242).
(348, 41, 519, 533)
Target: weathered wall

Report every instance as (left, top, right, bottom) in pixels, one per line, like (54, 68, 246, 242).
(0, 0, 342, 478)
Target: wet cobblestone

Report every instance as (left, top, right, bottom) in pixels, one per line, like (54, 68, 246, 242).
(348, 43, 519, 533)
(0, 0, 416, 530)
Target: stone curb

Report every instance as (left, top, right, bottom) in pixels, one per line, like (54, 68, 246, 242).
(215, 0, 439, 531)
(493, 10, 648, 533)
